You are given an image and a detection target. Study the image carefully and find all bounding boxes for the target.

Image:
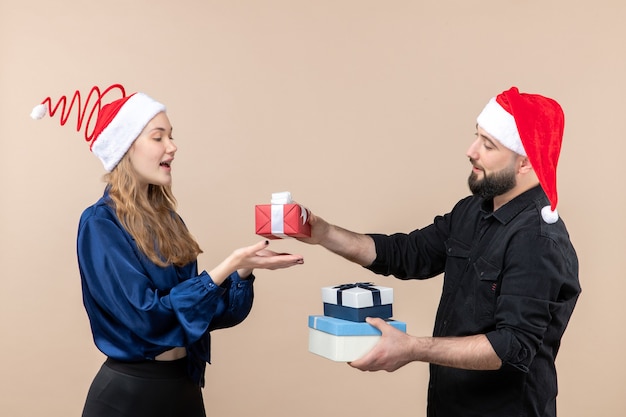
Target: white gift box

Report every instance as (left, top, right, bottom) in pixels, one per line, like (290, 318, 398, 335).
(308, 315, 407, 362)
(321, 283, 393, 308)
(308, 328, 382, 362)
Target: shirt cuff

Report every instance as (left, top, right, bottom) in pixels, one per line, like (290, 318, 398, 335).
(230, 270, 255, 284)
(363, 234, 389, 274)
(486, 330, 530, 372)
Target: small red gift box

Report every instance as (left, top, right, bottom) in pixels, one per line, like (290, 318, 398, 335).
(255, 192, 311, 239)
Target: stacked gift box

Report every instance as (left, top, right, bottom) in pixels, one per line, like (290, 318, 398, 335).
(308, 282, 406, 362)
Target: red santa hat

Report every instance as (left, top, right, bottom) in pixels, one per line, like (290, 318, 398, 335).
(30, 84, 165, 172)
(476, 87, 565, 224)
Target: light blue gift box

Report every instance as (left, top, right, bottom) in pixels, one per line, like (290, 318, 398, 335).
(308, 315, 407, 361)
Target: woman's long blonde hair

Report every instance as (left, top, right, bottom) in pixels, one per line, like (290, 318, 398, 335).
(104, 155, 203, 267)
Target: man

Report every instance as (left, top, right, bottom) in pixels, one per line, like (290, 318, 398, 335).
(298, 87, 580, 417)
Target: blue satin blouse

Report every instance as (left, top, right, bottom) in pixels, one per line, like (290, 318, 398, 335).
(77, 189, 254, 386)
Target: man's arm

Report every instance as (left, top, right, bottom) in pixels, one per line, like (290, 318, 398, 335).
(349, 317, 502, 372)
(297, 211, 377, 267)
(296, 209, 501, 372)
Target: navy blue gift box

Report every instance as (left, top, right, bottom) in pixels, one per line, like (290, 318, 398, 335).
(321, 282, 393, 322)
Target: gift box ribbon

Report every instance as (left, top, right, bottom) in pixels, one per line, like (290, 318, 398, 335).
(333, 282, 382, 306)
(270, 204, 308, 236)
(271, 204, 286, 236)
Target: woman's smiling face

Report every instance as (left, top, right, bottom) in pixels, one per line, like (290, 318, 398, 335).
(127, 112, 177, 192)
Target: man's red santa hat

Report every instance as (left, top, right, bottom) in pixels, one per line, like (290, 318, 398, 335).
(30, 84, 165, 172)
(476, 86, 565, 224)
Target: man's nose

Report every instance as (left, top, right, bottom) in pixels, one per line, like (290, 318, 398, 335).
(466, 138, 480, 159)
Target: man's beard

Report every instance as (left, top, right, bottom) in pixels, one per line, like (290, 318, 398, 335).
(468, 161, 517, 200)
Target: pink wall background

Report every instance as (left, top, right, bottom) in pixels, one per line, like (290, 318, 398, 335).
(1, 1, 624, 416)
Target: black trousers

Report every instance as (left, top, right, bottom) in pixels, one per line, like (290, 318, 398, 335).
(82, 357, 206, 417)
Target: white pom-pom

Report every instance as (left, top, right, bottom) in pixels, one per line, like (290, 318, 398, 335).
(541, 206, 559, 224)
(30, 104, 47, 120)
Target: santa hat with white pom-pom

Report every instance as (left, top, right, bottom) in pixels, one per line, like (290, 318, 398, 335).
(476, 86, 565, 224)
(30, 84, 165, 172)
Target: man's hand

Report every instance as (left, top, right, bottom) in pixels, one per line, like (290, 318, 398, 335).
(348, 317, 416, 372)
(294, 209, 330, 246)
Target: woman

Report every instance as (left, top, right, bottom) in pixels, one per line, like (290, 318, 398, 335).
(33, 86, 304, 417)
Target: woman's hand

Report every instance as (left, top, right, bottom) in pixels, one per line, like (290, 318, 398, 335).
(235, 240, 304, 278)
(209, 240, 303, 285)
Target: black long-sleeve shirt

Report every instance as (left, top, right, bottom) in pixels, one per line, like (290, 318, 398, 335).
(367, 185, 580, 417)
